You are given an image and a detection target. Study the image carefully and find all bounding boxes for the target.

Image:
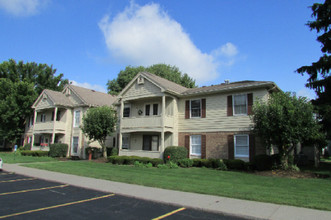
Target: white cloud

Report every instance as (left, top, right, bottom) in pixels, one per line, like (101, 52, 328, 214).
(297, 88, 316, 100)
(212, 43, 238, 57)
(70, 81, 107, 93)
(0, 0, 49, 16)
(98, 2, 238, 83)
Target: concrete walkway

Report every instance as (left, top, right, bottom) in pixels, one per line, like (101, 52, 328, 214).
(3, 163, 331, 220)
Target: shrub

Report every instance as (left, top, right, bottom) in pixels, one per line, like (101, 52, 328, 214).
(178, 158, 193, 167)
(252, 155, 273, 171)
(192, 158, 202, 167)
(20, 150, 49, 157)
(49, 143, 68, 158)
(107, 147, 118, 156)
(163, 146, 187, 162)
(107, 156, 163, 167)
(223, 159, 247, 170)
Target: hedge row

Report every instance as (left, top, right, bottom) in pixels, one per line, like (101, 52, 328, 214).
(20, 150, 49, 157)
(49, 143, 68, 157)
(108, 156, 164, 167)
(163, 146, 187, 162)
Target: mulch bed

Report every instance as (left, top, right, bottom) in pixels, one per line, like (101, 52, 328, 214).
(254, 170, 329, 179)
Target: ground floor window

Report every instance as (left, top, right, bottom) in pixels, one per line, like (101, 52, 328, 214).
(190, 135, 201, 156)
(234, 135, 249, 157)
(72, 137, 79, 154)
(143, 135, 159, 151)
(122, 134, 130, 149)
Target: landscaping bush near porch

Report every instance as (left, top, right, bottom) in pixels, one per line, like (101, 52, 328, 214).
(163, 146, 187, 162)
(20, 150, 49, 157)
(49, 143, 68, 157)
(108, 156, 164, 167)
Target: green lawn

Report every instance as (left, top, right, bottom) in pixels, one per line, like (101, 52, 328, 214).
(24, 161, 331, 211)
(0, 152, 57, 163)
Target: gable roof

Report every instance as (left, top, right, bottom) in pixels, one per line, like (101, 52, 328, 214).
(181, 80, 279, 96)
(33, 85, 116, 109)
(67, 85, 116, 107)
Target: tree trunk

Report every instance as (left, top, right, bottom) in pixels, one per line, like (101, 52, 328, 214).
(314, 144, 320, 168)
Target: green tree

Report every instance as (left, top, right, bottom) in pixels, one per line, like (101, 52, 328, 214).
(0, 79, 37, 145)
(0, 59, 68, 146)
(0, 59, 68, 94)
(81, 106, 117, 158)
(107, 64, 196, 95)
(296, 0, 331, 139)
(252, 92, 325, 168)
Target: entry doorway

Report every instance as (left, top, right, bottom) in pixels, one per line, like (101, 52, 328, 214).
(143, 135, 159, 151)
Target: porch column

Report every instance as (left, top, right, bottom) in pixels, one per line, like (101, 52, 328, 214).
(31, 110, 38, 147)
(119, 99, 124, 150)
(51, 107, 58, 144)
(161, 95, 166, 152)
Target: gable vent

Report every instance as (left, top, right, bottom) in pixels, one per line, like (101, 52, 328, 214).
(137, 76, 144, 85)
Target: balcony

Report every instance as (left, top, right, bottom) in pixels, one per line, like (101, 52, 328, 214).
(121, 115, 174, 132)
(33, 121, 66, 134)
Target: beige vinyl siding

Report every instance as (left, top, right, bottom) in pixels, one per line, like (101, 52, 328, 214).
(35, 97, 54, 110)
(123, 79, 163, 100)
(178, 89, 269, 132)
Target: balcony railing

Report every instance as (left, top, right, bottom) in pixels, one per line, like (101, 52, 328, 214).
(34, 121, 66, 133)
(121, 115, 174, 130)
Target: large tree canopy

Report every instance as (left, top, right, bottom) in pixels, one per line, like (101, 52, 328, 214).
(252, 92, 325, 168)
(107, 64, 197, 95)
(0, 59, 68, 146)
(81, 106, 117, 158)
(296, 0, 331, 138)
(0, 59, 68, 94)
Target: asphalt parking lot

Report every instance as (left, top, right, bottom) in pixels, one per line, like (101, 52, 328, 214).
(0, 172, 245, 220)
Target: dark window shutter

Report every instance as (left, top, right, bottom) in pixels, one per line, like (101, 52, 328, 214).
(201, 99, 206, 118)
(185, 100, 190, 119)
(201, 135, 206, 159)
(247, 93, 253, 115)
(185, 135, 190, 157)
(227, 95, 233, 116)
(249, 134, 255, 161)
(117, 133, 119, 148)
(228, 135, 234, 159)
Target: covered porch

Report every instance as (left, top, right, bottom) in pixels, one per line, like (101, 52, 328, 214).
(119, 131, 174, 159)
(31, 133, 65, 151)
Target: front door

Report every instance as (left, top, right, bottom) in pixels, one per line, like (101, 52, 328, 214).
(143, 135, 151, 151)
(143, 135, 159, 151)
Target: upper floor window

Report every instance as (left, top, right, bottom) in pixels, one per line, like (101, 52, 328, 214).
(145, 103, 158, 116)
(74, 110, 80, 127)
(40, 114, 46, 122)
(233, 94, 247, 115)
(51, 110, 62, 121)
(190, 99, 201, 118)
(234, 135, 249, 157)
(123, 104, 130, 117)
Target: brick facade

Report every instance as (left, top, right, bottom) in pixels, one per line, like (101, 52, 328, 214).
(178, 131, 265, 161)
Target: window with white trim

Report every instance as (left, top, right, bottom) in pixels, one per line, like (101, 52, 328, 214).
(122, 134, 130, 149)
(123, 104, 130, 117)
(233, 94, 247, 115)
(190, 135, 201, 156)
(145, 103, 159, 116)
(74, 110, 80, 127)
(72, 137, 79, 154)
(190, 99, 201, 118)
(40, 114, 46, 122)
(234, 135, 249, 157)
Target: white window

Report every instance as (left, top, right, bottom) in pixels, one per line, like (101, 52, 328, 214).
(123, 104, 130, 117)
(74, 110, 80, 127)
(190, 99, 201, 118)
(41, 114, 46, 122)
(233, 94, 247, 115)
(234, 135, 249, 157)
(72, 137, 79, 154)
(122, 134, 130, 149)
(190, 135, 201, 156)
(145, 103, 158, 116)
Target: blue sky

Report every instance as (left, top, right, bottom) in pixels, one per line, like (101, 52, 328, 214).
(0, 0, 324, 98)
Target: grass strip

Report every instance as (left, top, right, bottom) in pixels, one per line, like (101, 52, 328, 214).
(24, 161, 331, 211)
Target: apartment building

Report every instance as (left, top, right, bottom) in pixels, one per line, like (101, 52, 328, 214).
(23, 84, 116, 158)
(116, 72, 279, 161)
